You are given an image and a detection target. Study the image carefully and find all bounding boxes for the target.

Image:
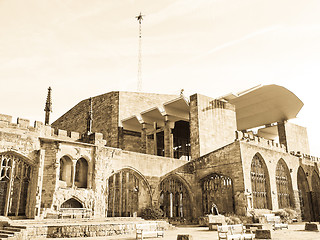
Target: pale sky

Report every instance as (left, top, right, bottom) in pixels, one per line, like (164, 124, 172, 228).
(1, 0, 320, 156)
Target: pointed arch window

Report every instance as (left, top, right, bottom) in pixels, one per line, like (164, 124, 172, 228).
(75, 158, 88, 188)
(201, 173, 234, 215)
(251, 154, 271, 209)
(0, 153, 31, 216)
(107, 169, 149, 217)
(276, 160, 293, 209)
(160, 176, 191, 219)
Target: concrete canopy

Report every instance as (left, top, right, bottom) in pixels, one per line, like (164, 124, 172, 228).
(219, 84, 304, 130)
(121, 96, 189, 132)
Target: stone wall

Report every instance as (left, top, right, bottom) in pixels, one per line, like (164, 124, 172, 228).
(52, 91, 178, 150)
(162, 141, 245, 217)
(52, 92, 120, 148)
(189, 94, 237, 159)
(278, 121, 310, 155)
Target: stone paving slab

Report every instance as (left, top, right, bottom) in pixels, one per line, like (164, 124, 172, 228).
(46, 224, 320, 240)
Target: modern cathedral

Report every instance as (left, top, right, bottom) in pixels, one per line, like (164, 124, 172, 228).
(0, 85, 319, 224)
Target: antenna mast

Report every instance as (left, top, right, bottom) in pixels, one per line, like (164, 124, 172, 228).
(136, 12, 144, 92)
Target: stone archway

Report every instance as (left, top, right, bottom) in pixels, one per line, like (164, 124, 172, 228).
(107, 168, 151, 217)
(250, 153, 272, 209)
(61, 198, 84, 208)
(311, 170, 320, 221)
(159, 175, 192, 219)
(201, 173, 234, 215)
(297, 167, 312, 221)
(276, 159, 294, 209)
(75, 158, 88, 188)
(0, 153, 32, 217)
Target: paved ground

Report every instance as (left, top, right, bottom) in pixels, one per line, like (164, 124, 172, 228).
(47, 223, 320, 240)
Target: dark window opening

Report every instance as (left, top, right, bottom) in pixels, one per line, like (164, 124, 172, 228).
(172, 121, 190, 160)
(156, 131, 164, 156)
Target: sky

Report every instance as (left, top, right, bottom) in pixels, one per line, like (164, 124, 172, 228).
(0, 0, 319, 155)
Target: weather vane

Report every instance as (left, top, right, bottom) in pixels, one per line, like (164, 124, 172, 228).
(136, 12, 145, 92)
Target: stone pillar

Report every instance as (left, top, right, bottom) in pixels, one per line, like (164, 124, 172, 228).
(35, 149, 45, 218)
(140, 123, 147, 154)
(4, 160, 16, 216)
(119, 171, 123, 216)
(164, 116, 174, 158)
(293, 190, 302, 220)
(153, 122, 158, 156)
(72, 159, 77, 188)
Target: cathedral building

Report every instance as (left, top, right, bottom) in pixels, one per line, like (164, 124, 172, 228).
(0, 84, 319, 222)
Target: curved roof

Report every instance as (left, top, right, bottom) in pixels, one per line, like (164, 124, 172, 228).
(220, 84, 304, 130)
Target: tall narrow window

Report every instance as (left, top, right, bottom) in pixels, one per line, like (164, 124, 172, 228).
(107, 169, 149, 217)
(276, 159, 293, 209)
(0, 153, 31, 217)
(297, 167, 312, 221)
(201, 173, 234, 215)
(160, 176, 191, 219)
(59, 156, 73, 187)
(251, 154, 271, 209)
(311, 171, 320, 221)
(75, 158, 88, 188)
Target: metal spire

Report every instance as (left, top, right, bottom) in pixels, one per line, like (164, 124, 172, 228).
(86, 97, 93, 134)
(136, 12, 144, 92)
(44, 87, 52, 125)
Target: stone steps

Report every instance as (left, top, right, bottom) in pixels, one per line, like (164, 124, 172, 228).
(0, 224, 26, 240)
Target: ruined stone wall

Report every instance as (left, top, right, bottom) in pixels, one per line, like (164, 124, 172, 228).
(119, 130, 142, 153)
(161, 141, 244, 217)
(238, 139, 301, 214)
(52, 91, 178, 150)
(52, 92, 120, 148)
(0, 114, 43, 218)
(194, 141, 245, 215)
(189, 94, 237, 159)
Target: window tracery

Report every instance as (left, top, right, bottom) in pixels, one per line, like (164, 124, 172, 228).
(201, 173, 233, 214)
(160, 177, 190, 218)
(251, 154, 271, 209)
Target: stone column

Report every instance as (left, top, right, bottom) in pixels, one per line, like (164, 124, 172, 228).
(4, 160, 16, 216)
(164, 116, 174, 158)
(153, 122, 158, 155)
(35, 149, 45, 218)
(140, 123, 147, 154)
(72, 159, 77, 188)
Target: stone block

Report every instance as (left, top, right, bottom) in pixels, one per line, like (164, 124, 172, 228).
(17, 118, 30, 128)
(69, 131, 80, 139)
(177, 234, 193, 240)
(0, 114, 12, 122)
(57, 129, 68, 137)
(34, 121, 44, 128)
(255, 229, 272, 239)
(305, 222, 318, 231)
(0, 120, 9, 128)
(208, 214, 226, 224)
(208, 222, 222, 231)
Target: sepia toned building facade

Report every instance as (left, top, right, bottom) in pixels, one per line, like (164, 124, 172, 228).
(0, 84, 319, 222)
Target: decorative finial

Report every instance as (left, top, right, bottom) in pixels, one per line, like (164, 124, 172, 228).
(135, 12, 144, 25)
(44, 87, 52, 125)
(180, 89, 184, 96)
(86, 97, 93, 134)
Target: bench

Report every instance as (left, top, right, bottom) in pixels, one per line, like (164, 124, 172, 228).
(273, 223, 288, 230)
(217, 224, 254, 240)
(263, 214, 288, 230)
(136, 223, 164, 239)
